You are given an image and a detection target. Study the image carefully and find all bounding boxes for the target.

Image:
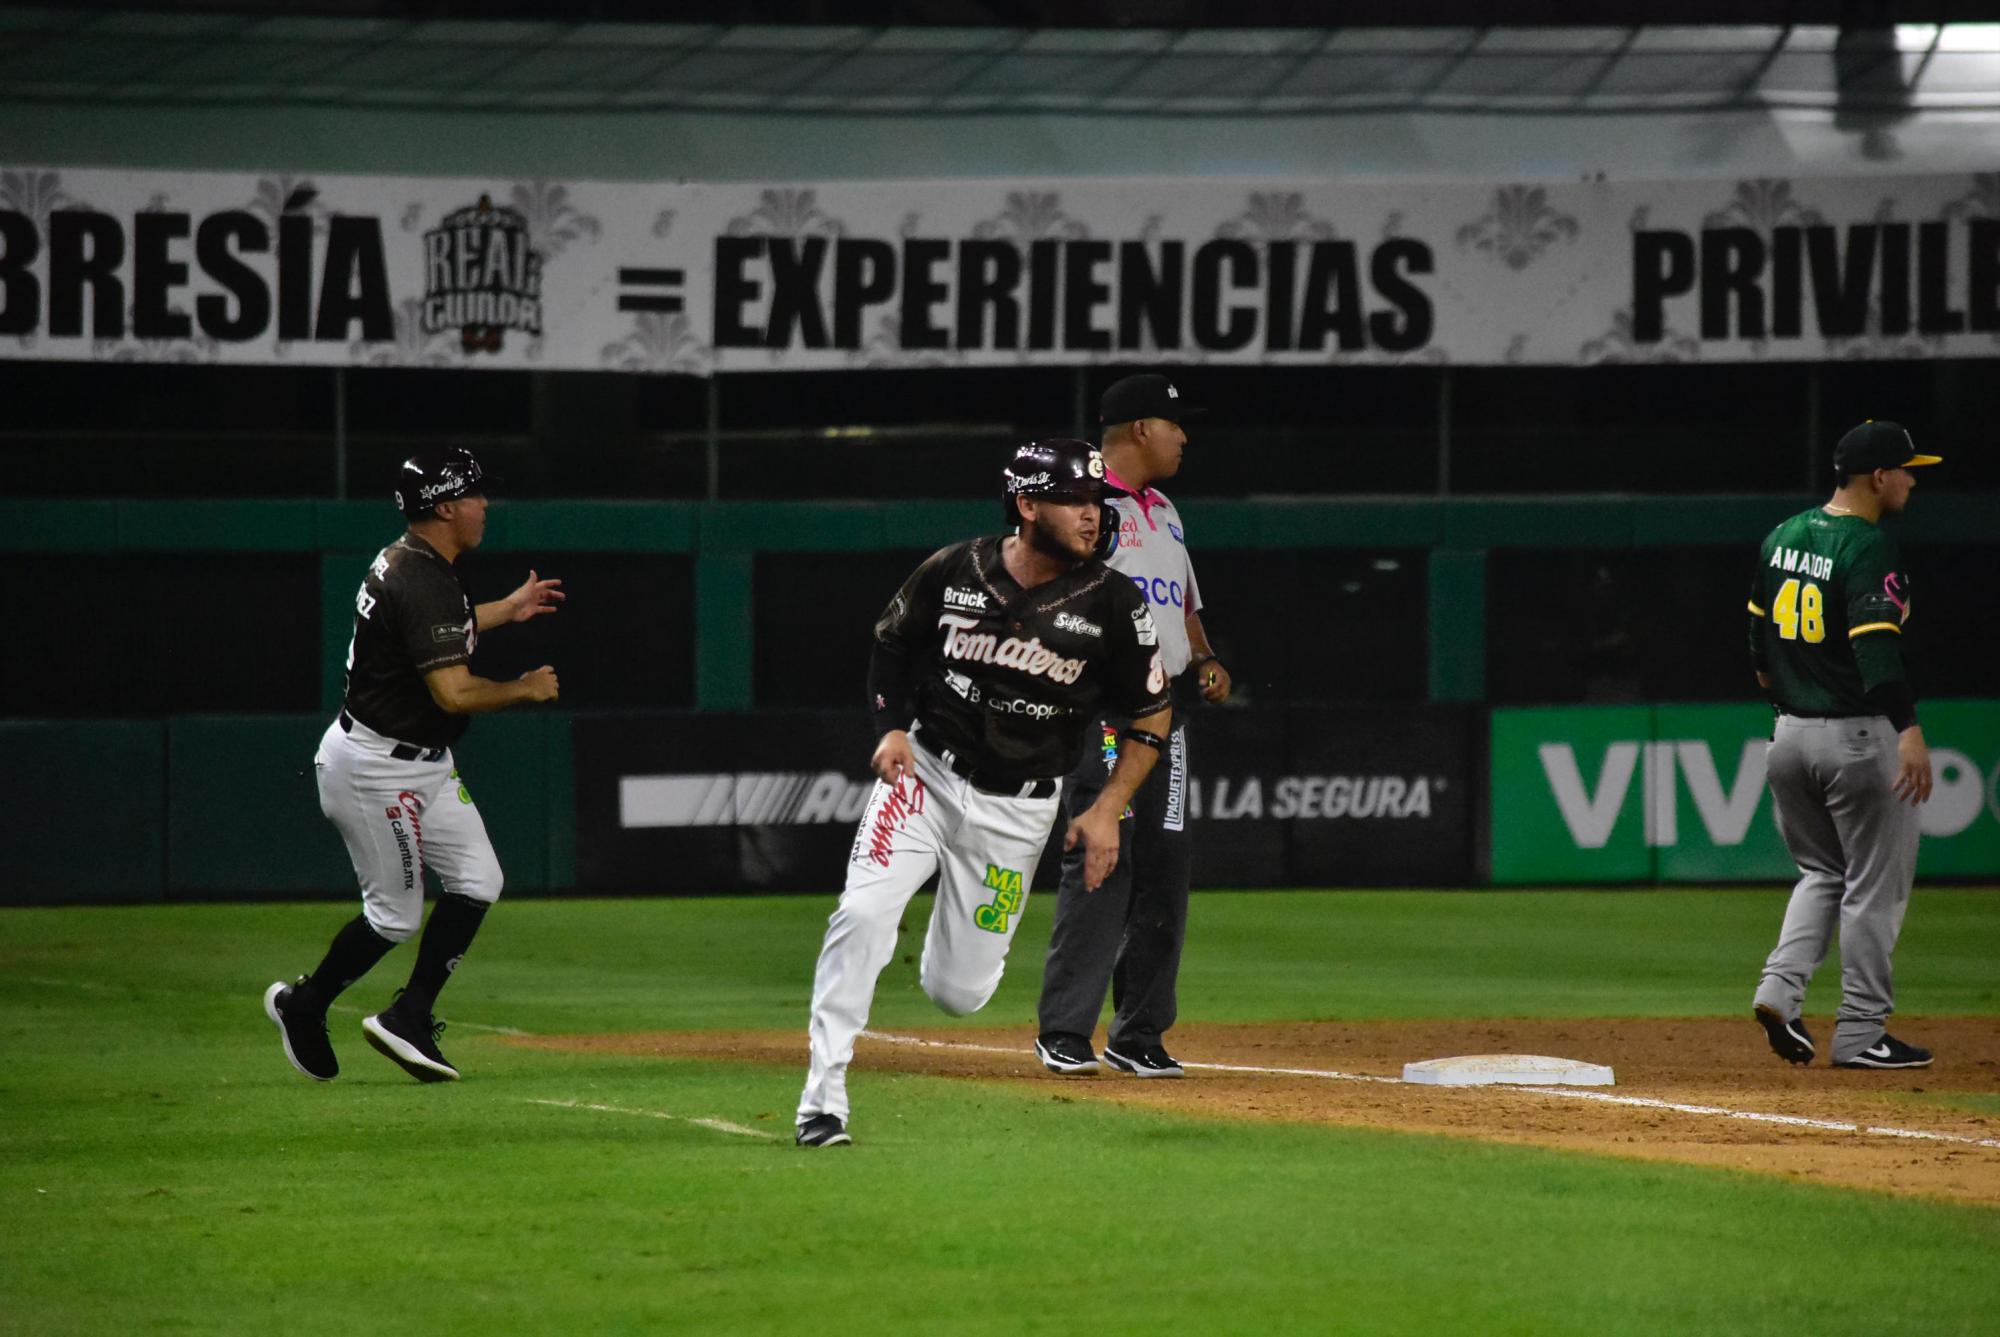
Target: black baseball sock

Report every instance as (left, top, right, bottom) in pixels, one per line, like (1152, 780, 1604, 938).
(299, 915, 398, 1007)
(399, 893, 490, 1016)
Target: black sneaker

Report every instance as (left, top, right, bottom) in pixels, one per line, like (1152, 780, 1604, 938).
(1754, 1004, 1814, 1066)
(362, 1000, 459, 1082)
(264, 978, 337, 1081)
(1102, 1044, 1185, 1078)
(1834, 1034, 1934, 1069)
(1034, 1033, 1101, 1075)
(796, 1113, 852, 1148)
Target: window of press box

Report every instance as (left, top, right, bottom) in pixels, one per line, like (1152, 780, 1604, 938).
(5, 554, 321, 716)
(1487, 549, 1773, 706)
(1194, 549, 1427, 704)
(756, 551, 938, 708)
(454, 552, 695, 710)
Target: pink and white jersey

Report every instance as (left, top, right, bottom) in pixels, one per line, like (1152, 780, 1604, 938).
(1103, 478, 1202, 680)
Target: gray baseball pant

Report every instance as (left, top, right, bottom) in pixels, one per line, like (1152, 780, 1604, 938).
(1037, 715, 1191, 1052)
(1753, 714, 1921, 1063)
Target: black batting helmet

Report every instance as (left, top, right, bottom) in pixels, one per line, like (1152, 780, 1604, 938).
(396, 447, 488, 519)
(1002, 438, 1123, 559)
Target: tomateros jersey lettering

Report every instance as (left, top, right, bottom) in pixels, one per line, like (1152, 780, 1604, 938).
(876, 536, 1171, 780)
(938, 612, 1087, 684)
(1747, 507, 1911, 717)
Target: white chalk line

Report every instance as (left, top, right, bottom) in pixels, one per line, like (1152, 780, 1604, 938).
(525, 1097, 778, 1141)
(18, 976, 534, 1036)
(858, 1030, 2000, 1153)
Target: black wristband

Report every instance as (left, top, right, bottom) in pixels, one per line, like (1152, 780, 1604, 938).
(1120, 728, 1167, 751)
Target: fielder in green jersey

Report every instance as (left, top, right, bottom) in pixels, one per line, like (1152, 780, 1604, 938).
(1749, 420, 1940, 1070)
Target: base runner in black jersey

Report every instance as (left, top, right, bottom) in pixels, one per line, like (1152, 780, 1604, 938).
(263, 448, 563, 1085)
(794, 439, 1174, 1149)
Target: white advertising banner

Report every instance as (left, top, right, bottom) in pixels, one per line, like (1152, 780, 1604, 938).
(1, 165, 1996, 372)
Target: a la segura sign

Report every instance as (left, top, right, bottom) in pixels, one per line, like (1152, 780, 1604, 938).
(2, 165, 1996, 373)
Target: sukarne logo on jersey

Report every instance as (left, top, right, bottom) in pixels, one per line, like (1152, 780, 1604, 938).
(1054, 612, 1102, 637)
(421, 195, 545, 354)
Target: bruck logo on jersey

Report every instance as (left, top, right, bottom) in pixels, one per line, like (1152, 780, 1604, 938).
(943, 586, 989, 611)
(421, 195, 544, 354)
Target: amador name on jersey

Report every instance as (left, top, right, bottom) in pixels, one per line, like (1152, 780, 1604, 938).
(1747, 507, 1913, 723)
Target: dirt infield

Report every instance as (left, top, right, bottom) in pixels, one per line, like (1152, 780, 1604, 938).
(511, 1018, 2000, 1205)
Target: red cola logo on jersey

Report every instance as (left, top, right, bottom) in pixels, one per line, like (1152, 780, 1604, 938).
(937, 611, 1087, 685)
(421, 195, 544, 354)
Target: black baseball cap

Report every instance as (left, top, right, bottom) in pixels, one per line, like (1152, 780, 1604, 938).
(1833, 420, 1941, 476)
(1099, 373, 1202, 427)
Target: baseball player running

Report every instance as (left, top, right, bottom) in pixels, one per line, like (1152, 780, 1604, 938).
(264, 447, 562, 1084)
(1035, 373, 1230, 1080)
(795, 439, 1173, 1148)
(1749, 420, 1939, 1070)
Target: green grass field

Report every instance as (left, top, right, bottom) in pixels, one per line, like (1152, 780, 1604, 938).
(5, 889, 1999, 1335)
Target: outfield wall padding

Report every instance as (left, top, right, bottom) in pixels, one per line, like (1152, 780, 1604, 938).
(0, 721, 165, 904)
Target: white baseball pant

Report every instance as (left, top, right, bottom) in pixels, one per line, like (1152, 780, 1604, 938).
(314, 716, 503, 942)
(798, 740, 1061, 1125)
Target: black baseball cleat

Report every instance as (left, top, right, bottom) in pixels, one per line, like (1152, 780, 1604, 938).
(795, 1113, 853, 1148)
(1102, 1044, 1185, 1078)
(1034, 1033, 1102, 1075)
(264, 978, 338, 1081)
(362, 1000, 460, 1082)
(1834, 1034, 1934, 1069)
(1753, 1004, 1815, 1066)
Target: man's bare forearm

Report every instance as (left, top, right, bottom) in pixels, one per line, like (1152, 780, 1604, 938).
(437, 676, 538, 714)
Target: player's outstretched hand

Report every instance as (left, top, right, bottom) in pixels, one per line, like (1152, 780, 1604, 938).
(1064, 807, 1121, 891)
(520, 665, 560, 702)
(504, 570, 566, 623)
(871, 730, 915, 786)
(1893, 725, 1932, 805)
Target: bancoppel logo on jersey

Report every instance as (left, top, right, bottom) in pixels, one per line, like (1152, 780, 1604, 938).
(990, 697, 1069, 720)
(1054, 612, 1102, 637)
(421, 195, 544, 355)
(943, 586, 989, 612)
(938, 612, 1087, 684)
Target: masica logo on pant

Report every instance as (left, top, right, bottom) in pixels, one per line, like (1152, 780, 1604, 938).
(974, 865, 1024, 933)
(1489, 701, 2000, 884)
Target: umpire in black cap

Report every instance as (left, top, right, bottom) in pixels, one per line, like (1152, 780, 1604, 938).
(1034, 372, 1231, 1080)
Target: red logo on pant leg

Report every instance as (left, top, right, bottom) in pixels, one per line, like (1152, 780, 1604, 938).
(385, 806, 401, 819)
(859, 776, 926, 869)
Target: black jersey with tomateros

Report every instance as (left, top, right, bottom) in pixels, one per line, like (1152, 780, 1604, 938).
(1746, 508, 1911, 718)
(342, 533, 477, 748)
(873, 537, 1172, 781)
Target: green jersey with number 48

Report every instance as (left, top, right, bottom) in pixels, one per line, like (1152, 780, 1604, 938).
(1746, 507, 1911, 718)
